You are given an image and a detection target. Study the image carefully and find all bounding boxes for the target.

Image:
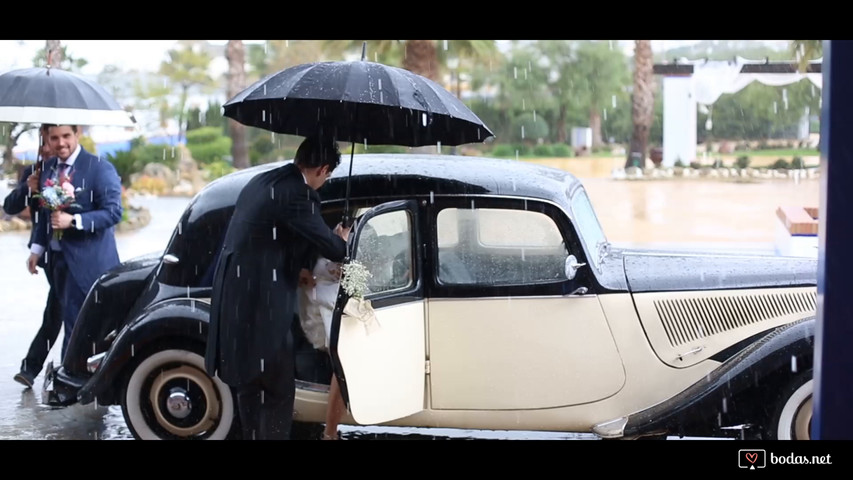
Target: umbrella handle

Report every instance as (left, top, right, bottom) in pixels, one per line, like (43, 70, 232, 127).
(342, 139, 356, 229)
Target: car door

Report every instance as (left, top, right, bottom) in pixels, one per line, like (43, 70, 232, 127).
(426, 197, 626, 411)
(329, 199, 426, 425)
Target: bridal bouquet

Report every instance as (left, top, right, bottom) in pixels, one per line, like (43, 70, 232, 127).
(340, 260, 379, 335)
(35, 176, 78, 240)
(340, 260, 373, 298)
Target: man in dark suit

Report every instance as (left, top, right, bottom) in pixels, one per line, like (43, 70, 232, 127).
(205, 136, 350, 440)
(27, 124, 123, 362)
(5, 126, 63, 388)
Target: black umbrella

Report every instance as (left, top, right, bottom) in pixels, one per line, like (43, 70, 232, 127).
(0, 66, 136, 128)
(223, 45, 494, 224)
(224, 60, 493, 147)
(223, 60, 492, 147)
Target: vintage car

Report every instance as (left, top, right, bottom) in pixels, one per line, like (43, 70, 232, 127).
(42, 154, 818, 440)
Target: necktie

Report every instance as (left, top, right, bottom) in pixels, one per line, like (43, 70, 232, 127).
(50, 162, 70, 251)
(57, 162, 69, 184)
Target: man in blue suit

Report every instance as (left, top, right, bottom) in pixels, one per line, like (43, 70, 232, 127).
(27, 124, 123, 360)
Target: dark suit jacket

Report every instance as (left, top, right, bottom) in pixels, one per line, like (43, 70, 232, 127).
(3, 164, 38, 217)
(3, 164, 41, 248)
(205, 163, 347, 387)
(31, 148, 123, 294)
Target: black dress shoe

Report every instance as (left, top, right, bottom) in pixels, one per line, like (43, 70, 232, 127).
(13, 371, 35, 388)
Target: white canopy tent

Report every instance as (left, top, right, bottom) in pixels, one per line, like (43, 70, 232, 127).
(658, 57, 822, 167)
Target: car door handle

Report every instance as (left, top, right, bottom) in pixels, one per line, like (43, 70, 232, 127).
(163, 254, 180, 265)
(566, 287, 588, 296)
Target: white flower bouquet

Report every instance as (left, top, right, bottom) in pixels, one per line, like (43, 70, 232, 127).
(341, 260, 373, 299)
(340, 260, 380, 335)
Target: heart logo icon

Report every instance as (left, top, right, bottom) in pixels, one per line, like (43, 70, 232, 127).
(745, 453, 758, 464)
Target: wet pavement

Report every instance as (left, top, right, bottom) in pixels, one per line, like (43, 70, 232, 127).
(0, 194, 182, 440)
(0, 168, 820, 440)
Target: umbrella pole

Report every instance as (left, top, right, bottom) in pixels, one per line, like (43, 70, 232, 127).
(342, 42, 368, 230)
(344, 141, 355, 226)
(35, 132, 44, 176)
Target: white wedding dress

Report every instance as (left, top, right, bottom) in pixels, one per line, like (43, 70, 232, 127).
(298, 257, 342, 350)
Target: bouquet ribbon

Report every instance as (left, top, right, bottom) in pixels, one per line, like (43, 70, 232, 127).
(343, 297, 380, 335)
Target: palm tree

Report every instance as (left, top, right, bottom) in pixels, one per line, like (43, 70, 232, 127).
(253, 40, 344, 77)
(46, 40, 62, 67)
(158, 45, 214, 142)
(627, 40, 654, 169)
(401, 40, 438, 80)
(226, 40, 249, 169)
(791, 40, 822, 72)
(324, 40, 497, 87)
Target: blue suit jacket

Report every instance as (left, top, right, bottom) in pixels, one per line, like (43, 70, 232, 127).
(32, 148, 123, 293)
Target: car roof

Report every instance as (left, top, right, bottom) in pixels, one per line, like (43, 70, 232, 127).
(195, 154, 583, 213)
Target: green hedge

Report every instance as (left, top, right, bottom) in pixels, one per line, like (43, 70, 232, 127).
(735, 156, 751, 169)
(551, 144, 571, 157)
(186, 127, 224, 144)
(107, 150, 141, 186)
(532, 144, 553, 157)
(135, 144, 180, 169)
(772, 158, 790, 169)
(205, 160, 236, 181)
(187, 136, 233, 165)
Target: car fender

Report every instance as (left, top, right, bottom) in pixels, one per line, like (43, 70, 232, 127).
(77, 298, 211, 406)
(609, 317, 815, 438)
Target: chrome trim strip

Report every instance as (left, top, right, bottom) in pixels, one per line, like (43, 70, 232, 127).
(295, 379, 331, 393)
(427, 294, 600, 302)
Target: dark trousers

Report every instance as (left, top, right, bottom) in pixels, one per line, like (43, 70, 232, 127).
(20, 262, 63, 376)
(45, 250, 87, 360)
(235, 331, 296, 440)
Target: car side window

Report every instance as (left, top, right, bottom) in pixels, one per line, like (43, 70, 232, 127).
(159, 204, 232, 288)
(437, 207, 569, 286)
(356, 210, 413, 295)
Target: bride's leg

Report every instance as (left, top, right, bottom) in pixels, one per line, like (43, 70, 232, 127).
(322, 374, 346, 439)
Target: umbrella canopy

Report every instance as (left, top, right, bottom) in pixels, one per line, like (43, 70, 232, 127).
(223, 60, 494, 147)
(0, 67, 135, 127)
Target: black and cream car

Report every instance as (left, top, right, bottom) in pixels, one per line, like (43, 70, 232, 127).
(43, 154, 817, 440)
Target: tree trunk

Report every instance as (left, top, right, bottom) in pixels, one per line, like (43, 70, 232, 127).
(403, 41, 438, 81)
(556, 105, 568, 144)
(46, 40, 62, 68)
(627, 40, 654, 169)
(2, 126, 17, 173)
(590, 109, 603, 148)
(179, 86, 188, 143)
(226, 40, 249, 169)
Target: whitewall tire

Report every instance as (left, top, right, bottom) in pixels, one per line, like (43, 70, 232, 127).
(772, 375, 813, 440)
(121, 348, 236, 440)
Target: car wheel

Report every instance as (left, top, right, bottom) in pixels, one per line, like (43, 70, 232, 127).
(121, 347, 237, 440)
(767, 371, 813, 440)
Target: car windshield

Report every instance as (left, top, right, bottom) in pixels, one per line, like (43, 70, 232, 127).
(570, 188, 608, 270)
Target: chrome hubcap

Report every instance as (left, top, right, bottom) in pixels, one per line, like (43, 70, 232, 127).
(149, 365, 219, 436)
(166, 389, 192, 419)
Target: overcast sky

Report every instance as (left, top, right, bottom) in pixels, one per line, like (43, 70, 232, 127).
(0, 40, 764, 78)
